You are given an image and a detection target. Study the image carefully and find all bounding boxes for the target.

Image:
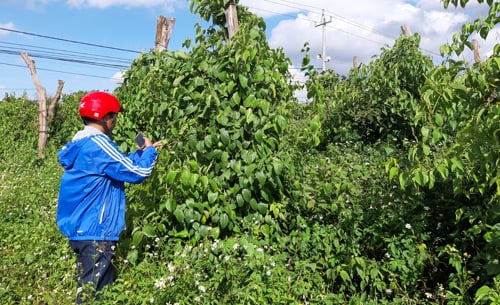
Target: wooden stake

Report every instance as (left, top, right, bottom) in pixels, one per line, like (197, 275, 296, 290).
(48, 80, 64, 124)
(472, 39, 481, 63)
(401, 25, 411, 36)
(155, 16, 176, 51)
(353, 56, 358, 69)
(225, 2, 239, 42)
(21, 51, 47, 158)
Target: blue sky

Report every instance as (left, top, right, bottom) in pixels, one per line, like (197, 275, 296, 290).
(0, 0, 497, 99)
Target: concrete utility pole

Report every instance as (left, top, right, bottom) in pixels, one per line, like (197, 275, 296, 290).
(315, 9, 332, 71)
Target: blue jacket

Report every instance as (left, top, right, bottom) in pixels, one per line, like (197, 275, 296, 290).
(57, 126, 158, 241)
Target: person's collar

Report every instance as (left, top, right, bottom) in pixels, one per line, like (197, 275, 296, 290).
(72, 125, 105, 141)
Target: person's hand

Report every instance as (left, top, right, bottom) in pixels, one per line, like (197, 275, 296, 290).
(152, 140, 164, 148)
(136, 137, 153, 150)
(138, 138, 163, 150)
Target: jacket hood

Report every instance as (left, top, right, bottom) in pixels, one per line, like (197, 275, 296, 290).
(58, 126, 103, 170)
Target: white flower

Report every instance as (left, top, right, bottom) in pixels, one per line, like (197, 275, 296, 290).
(405, 223, 412, 230)
(199, 285, 206, 293)
(168, 263, 175, 273)
(154, 278, 166, 289)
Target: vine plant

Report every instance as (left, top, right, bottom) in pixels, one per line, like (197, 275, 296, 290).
(113, 2, 298, 259)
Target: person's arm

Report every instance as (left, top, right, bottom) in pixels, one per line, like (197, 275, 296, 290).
(92, 135, 158, 184)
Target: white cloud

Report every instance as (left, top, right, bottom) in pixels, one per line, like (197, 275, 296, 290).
(110, 71, 124, 84)
(0, 23, 16, 36)
(242, 0, 496, 75)
(66, 0, 180, 9)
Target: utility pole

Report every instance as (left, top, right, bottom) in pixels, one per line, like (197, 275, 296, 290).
(315, 9, 332, 71)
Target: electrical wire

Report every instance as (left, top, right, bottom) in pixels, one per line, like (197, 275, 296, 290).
(0, 41, 133, 64)
(0, 48, 130, 70)
(0, 62, 122, 80)
(0, 27, 141, 54)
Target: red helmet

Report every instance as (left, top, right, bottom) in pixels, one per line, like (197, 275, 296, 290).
(79, 91, 121, 120)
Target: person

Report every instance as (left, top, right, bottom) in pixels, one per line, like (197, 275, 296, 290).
(56, 91, 161, 303)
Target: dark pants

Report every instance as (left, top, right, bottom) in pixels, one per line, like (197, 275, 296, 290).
(70, 240, 117, 304)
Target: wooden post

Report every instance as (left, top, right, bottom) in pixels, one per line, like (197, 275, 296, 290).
(401, 25, 411, 36)
(472, 39, 481, 63)
(155, 16, 176, 51)
(47, 80, 64, 124)
(225, 2, 239, 42)
(353, 56, 358, 69)
(20, 51, 47, 158)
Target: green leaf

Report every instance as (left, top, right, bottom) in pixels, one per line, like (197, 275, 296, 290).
(219, 213, 229, 229)
(242, 189, 252, 202)
(275, 115, 286, 133)
(273, 159, 283, 175)
(174, 209, 184, 223)
(189, 160, 200, 172)
(389, 167, 399, 181)
(166, 170, 177, 184)
(434, 113, 444, 126)
(132, 230, 143, 246)
(239, 74, 248, 88)
(339, 270, 350, 282)
(166, 198, 177, 213)
(422, 144, 431, 156)
(255, 171, 267, 186)
(143, 224, 156, 238)
(181, 169, 190, 186)
(236, 193, 244, 207)
(257, 203, 268, 215)
(208, 191, 218, 203)
(127, 249, 139, 265)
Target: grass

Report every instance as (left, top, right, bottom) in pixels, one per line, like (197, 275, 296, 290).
(0, 146, 76, 304)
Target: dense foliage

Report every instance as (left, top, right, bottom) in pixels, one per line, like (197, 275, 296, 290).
(0, 0, 498, 304)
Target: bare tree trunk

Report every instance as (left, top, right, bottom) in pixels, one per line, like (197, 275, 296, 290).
(225, 2, 239, 42)
(48, 80, 64, 124)
(20, 52, 47, 158)
(401, 25, 412, 36)
(155, 16, 176, 51)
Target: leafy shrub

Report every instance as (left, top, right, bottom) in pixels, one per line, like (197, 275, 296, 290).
(113, 6, 298, 257)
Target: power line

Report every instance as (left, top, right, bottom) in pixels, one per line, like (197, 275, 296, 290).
(0, 41, 133, 64)
(0, 48, 130, 69)
(0, 27, 142, 54)
(0, 62, 122, 80)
